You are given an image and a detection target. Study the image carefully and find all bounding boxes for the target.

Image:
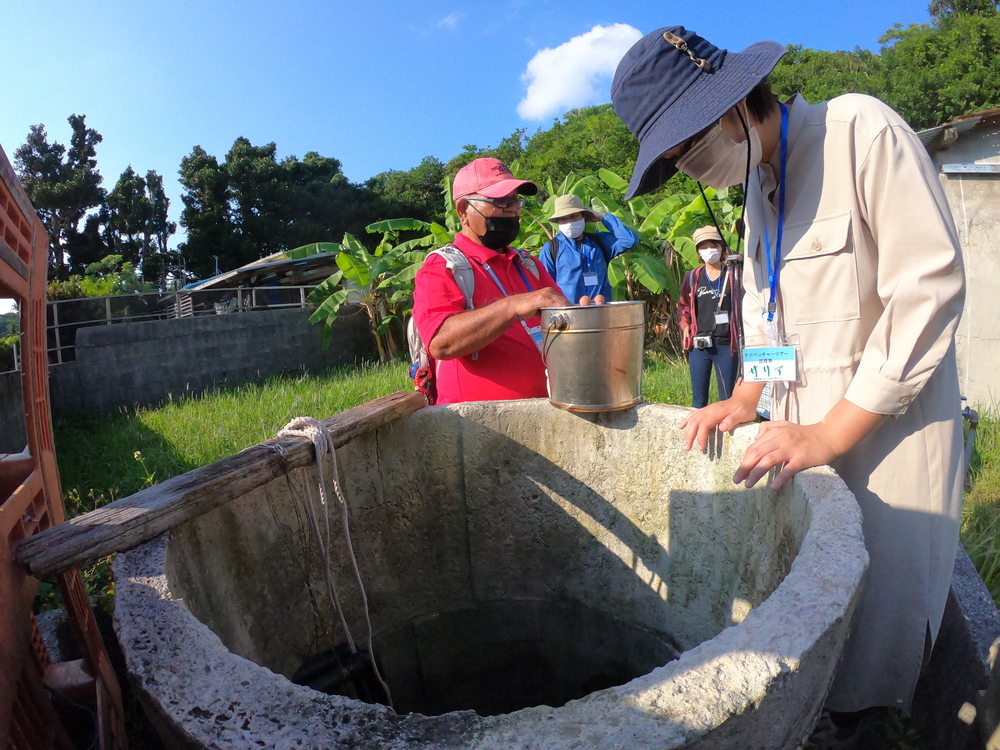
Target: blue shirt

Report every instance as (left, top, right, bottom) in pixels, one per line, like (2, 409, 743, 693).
(539, 214, 638, 303)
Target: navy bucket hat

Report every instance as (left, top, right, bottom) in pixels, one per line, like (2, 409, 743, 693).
(611, 26, 786, 198)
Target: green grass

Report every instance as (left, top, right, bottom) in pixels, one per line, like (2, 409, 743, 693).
(54, 360, 411, 513)
(959, 408, 1000, 606)
(54, 354, 697, 516)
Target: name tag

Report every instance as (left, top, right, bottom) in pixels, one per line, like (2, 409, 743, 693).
(583, 273, 599, 287)
(742, 346, 797, 382)
(524, 324, 544, 352)
(714, 310, 729, 326)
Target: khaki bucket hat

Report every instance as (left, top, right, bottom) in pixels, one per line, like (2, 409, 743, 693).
(549, 194, 600, 223)
(693, 225, 724, 246)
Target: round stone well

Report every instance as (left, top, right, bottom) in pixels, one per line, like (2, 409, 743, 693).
(113, 400, 868, 749)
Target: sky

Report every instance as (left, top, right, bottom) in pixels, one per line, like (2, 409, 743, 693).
(0, 0, 933, 312)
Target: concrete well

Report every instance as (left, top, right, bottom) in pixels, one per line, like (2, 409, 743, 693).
(113, 400, 868, 749)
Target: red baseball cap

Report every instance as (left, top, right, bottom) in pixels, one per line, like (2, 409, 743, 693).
(452, 158, 538, 200)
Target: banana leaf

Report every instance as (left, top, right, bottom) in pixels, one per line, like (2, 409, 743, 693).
(639, 194, 690, 235)
(627, 254, 670, 294)
(308, 287, 351, 322)
(306, 270, 344, 304)
(598, 169, 629, 193)
(336, 251, 372, 287)
(376, 314, 398, 335)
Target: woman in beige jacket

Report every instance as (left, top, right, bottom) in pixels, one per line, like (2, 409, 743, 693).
(612, 27, 966, 718)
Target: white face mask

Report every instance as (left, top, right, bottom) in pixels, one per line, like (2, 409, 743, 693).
(675, 115, 762, 188)
(558, 219, 586, 239)
(699, 247, 723, 264)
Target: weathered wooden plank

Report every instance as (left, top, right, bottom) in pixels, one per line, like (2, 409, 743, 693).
(16, 390, 426, 578)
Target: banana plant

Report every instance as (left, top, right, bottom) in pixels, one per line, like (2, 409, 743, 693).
(295, 223, 436, 360)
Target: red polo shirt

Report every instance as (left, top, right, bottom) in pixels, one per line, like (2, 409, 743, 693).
(412, 233, 563, 404)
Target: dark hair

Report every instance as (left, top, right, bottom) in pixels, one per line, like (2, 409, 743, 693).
(746, 78, 779, 122)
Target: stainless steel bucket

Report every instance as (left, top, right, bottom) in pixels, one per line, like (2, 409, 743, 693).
(540, 300, 644, 412)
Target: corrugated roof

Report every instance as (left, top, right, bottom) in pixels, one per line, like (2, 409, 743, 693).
(917, 106, 1000, 147)
(183, 252, 339, 291)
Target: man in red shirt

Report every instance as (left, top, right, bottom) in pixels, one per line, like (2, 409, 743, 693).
(412, 158, 570, 403)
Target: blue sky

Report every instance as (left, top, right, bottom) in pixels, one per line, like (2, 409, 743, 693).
(1, 0, 931, 264)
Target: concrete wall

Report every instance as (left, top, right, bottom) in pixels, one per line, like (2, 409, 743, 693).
(0, 370, 26, 453)
(60, 307, 374, 414)
(930, 127, 1000, 410)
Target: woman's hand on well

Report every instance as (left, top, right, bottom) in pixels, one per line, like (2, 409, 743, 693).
(679, 382, 763, 452)
(733, 421, 839, 490)
(733, 399, 888, 490)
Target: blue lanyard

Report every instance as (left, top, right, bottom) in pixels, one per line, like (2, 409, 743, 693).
(483, 256, 534, 295)
(761, 102, 789, 322)
(512, 255, 535, 292)
(705, 266, 723, 299)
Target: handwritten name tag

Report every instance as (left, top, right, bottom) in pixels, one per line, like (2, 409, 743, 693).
(742, 346, 797, 382)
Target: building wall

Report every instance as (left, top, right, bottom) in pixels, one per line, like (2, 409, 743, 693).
(931, 128, 1000, 410)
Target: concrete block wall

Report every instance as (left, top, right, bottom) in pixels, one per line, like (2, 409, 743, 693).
(59, 307, 374, 414)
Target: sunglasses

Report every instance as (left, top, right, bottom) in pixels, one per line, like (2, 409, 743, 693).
(465, 196, 527, 209)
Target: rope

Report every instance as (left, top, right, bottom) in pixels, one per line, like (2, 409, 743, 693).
(275, 417, 393, 706)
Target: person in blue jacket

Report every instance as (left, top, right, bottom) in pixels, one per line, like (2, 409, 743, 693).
(540, 194, 638, 303)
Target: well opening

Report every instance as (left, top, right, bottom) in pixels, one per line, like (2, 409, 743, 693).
(115, 400, 868, 749)
(164, 401, 803, 715)
(373, 600, 681, 716)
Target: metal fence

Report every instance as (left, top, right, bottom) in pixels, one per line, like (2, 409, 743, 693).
(44, 285, 319, 364)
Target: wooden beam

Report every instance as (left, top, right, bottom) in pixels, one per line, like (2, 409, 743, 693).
(16, 391, 426, 579)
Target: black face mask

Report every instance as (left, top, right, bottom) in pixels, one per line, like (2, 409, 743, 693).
(469, 204, 520, 249)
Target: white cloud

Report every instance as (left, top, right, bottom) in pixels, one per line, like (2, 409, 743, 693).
(437, 12, 462, 30)
(517, 23, 642, 121)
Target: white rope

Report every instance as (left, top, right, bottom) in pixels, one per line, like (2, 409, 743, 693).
(275, 417, 392, 706)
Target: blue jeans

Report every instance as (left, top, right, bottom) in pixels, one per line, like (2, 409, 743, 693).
(689, 344, 738, 409)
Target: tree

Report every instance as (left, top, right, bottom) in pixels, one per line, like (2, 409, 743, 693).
(178, 146, 236, 278)
(178, 138, 380, 279)
(14, 114, 105, 277)
(769, 45, 884, 104)
(878, 11, 1000, 128)
(929, 0, 999, 26)
(517, 105, 638, 196)
(367, 156, 447, 223)
(105, 166, 152, 265)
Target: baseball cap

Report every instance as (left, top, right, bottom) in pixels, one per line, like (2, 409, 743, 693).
(452, 158, 538, 201)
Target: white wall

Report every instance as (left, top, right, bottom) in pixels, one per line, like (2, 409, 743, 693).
(930, 127, 1000, 411)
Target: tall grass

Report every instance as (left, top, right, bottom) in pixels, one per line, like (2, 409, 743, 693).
(54, 360, 411, 512)
(54, 354, 698, 512)
(960, 408, 1000, 605)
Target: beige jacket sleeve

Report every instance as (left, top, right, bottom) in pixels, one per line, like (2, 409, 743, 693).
(843, 123, 966, 415)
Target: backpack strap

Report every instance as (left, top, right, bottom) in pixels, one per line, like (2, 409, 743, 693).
(430, 244, 475, 311)
(426, 243, 479, 360)
(513, 248, 541, 280)
(546, 239, 558, 268)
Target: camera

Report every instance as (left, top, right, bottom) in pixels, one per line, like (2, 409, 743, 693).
(694, 335, 713, 350)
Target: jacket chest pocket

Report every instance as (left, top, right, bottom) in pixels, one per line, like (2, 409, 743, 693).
(781, 211, 860, 325)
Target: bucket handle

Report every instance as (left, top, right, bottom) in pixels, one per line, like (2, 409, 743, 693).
(541, 315, 568, 368)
